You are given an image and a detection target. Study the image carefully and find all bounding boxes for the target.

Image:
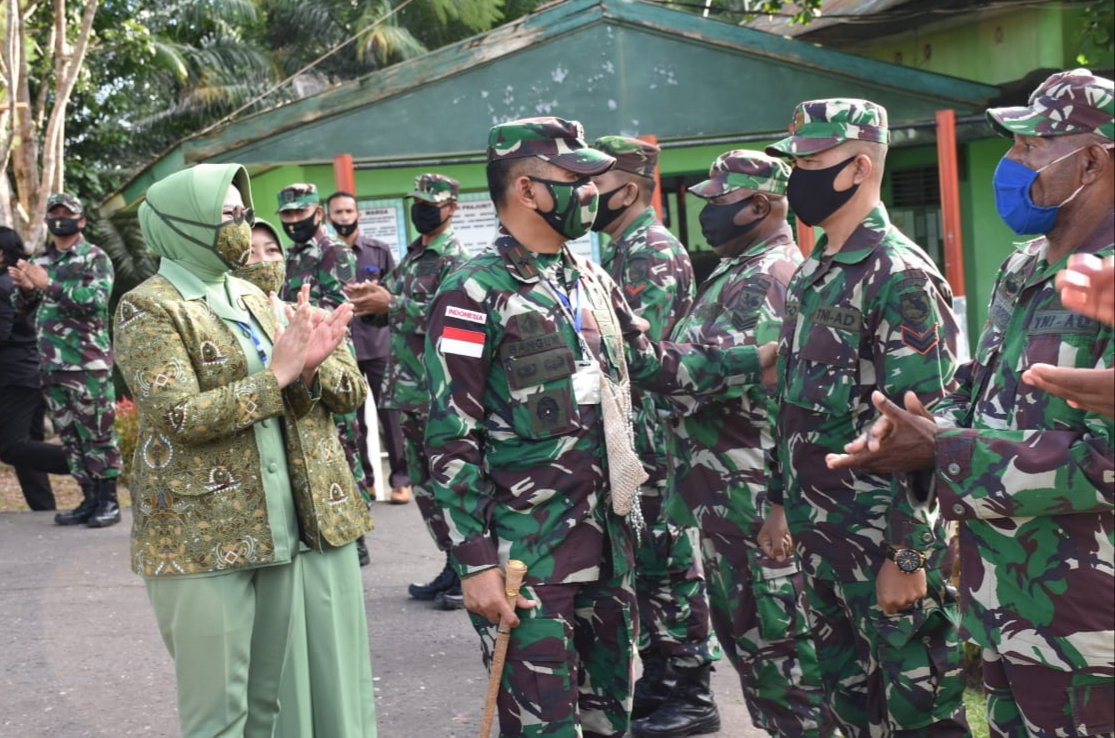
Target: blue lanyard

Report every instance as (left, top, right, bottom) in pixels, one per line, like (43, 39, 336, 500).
(231, 320, 268, 365)
(544, 276, 582, 334)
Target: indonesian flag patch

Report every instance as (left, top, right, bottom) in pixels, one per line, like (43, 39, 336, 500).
(440, 325, 485, 358)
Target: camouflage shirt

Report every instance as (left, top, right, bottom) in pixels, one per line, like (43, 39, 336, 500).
(379, 227, 469, 413)
(771, 204, 959, 581)
(664, 225, 801, 537)
(933, 212, 1114, 674)
(12, 236, 114, 372)
(280, 229, 355, 310)
(600, 207, 695, 490)
(424, 229, 763, 586)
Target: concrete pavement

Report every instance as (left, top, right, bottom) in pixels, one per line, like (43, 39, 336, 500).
(0, 504, 765, 737)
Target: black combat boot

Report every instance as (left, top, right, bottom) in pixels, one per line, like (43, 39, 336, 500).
(408, 554, 457, 600)
(433, 583, 464, 611)
(632, 650, 676, 720)
(86, 478, 122, 528)
(631, 663, 720, 738)
(54, 481, 97, 526)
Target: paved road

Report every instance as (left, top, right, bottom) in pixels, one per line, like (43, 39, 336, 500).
(0, 504, 765, 737)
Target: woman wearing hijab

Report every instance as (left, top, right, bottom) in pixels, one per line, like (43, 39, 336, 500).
(236, 218, 377, 737)
(114, 163, 372, 738)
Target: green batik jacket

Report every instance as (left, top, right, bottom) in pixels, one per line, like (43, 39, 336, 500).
(115, 274, 370, 577)
(378, 227, 470, 413)
(664, 225, 802, 537)
(600, 207, 695, 491)
(13, 237, 113, 372)
(423, 229, 763, 587)
(933, 212, 1114, 675)
(771, 204, 960, 582)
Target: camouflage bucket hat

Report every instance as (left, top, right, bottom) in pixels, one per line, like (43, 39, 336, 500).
(766, 99, 889, 158)
(408, 173, 460, 204)
(45, 193, 84, 216)
(276, 183, 320, 213)
(688, 149, 791, 198)
(987, 68, 1114, 141)
(592, 136, 659, 178)
(488, 117, 615, 175)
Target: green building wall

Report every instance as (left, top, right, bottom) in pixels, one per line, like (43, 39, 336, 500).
(852, 5, 1112, 85)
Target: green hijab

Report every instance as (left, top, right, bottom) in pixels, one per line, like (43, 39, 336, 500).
(139, 163, 254, 283)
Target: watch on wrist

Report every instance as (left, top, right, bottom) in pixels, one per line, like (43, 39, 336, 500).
(886, 546, 926, 574)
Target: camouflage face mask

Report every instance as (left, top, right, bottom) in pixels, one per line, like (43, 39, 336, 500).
(529, 175, 599, 241)
(235, 260, 286, 295)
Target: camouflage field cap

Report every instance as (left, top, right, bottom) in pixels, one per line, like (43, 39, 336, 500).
(688, 150, 791, 199)
(45, 193, 84, 216)
(276, 183, 320, 213)
(987, 68, 1114, 141)
(766, 99, 889, 158)
(487, 117, 615, 175)
(408, 173, 460, 204)
(592, 136, 659, 178)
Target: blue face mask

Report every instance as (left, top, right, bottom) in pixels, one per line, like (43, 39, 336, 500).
(992, 146, 1090, 236)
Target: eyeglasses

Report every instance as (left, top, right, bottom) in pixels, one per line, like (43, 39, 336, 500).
(221, 206, 254, 225)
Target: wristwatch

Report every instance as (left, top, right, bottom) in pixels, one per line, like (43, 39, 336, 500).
(886, 546, 927, 574)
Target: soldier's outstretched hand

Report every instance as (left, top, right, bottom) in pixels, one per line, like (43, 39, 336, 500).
(1023, 365, 1115, 419)
(825, 390, 936, 474)
(1056, 254, 1115, 326)
(461, 567, 537, 628)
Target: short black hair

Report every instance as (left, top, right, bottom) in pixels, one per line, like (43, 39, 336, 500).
(326, 191, 358, 208)
(487, 158, 549, 212)
(0, 226, 28, 267)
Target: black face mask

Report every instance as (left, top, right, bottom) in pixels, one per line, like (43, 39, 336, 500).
(786, 155, 860, 227)
(410, 202, 446, 234)
(282, 214, 319, 244)
(47, 217, 82, 237)
(331, 220, 358, 238)
(589, 184, 630, 233)
(699, 196, 761, 248)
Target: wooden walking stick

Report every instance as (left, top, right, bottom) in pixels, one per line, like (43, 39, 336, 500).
(479, 560, 529, 738)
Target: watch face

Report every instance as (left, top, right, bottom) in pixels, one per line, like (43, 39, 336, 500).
(894, 549, 923, 573)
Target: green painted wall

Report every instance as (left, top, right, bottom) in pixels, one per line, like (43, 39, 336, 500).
(208, 21, 991, 167)
(852, 5, 1112, 86)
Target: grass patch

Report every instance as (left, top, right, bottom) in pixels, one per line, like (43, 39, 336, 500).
(965, 685, 989, 738)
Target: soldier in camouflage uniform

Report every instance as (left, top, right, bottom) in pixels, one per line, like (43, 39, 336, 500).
(346, 173, 471, 608)
(759, 100, 970, 735)
(669, 150, 835, 737)
(424, 117, 777, 738)
(590, 135, 722, 738)
(829, 70, 1115, 738)
(276, 183, 370, 506)
(9, 193, 123, 528)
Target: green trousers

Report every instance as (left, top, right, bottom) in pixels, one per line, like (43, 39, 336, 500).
(146, 560, 298, 738)
(276, 542, 376, 737)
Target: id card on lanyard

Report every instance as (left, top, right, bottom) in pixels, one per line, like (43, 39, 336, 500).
(543, 271, 602, 405)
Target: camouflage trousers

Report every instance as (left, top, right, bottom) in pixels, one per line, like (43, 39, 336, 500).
(700, 531, 836, 738)
(43, 370, 121, 484)
(399, 410, 452, 552)
(635, 493, 718, 667)
(803, 570, 969, 737)
(470, 572, 636, 738)
(981, 648, 1114, 738)
(333, 411, 370, 503)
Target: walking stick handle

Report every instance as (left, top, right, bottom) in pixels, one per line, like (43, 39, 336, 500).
(479, 560, 528, 738)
